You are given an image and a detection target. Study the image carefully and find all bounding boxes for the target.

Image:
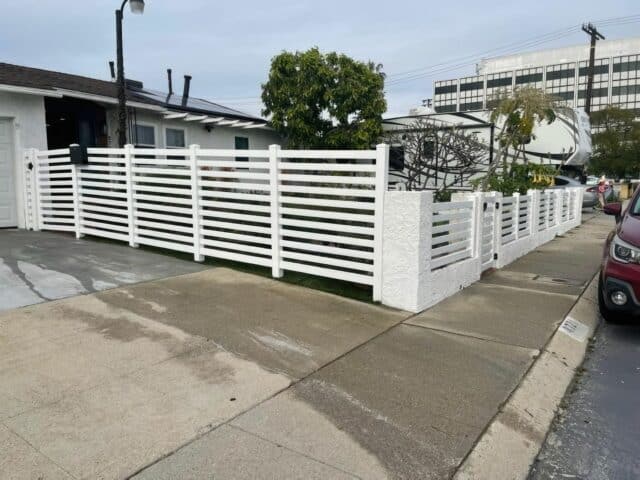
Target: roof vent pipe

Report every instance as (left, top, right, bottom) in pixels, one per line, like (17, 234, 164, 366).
(109, 61, 116, 81)
(182, 75, 192, 106)
(167, 68, 173, 95)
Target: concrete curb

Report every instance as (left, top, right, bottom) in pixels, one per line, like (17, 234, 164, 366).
(453, 273, 601, 480)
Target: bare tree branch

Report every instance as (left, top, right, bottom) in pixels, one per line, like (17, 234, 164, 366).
(387, 118, 488, 193)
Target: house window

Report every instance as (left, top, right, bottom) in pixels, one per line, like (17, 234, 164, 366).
(165, 128, 186, 148)
(235, 136, 249, 162)
(134, 124, 155, 147)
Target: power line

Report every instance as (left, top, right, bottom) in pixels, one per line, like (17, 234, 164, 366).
(206, 14, 640, 104)
(385, 14, 640, 87)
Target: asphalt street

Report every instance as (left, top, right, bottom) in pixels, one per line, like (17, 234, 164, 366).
(529, 315, 640, 480)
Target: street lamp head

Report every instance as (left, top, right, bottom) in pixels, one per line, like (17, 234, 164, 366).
(129, 0, 145, 14)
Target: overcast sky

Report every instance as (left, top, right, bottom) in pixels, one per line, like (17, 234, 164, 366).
(1, 0, 638, 118)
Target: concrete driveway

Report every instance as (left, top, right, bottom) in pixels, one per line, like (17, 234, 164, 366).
(0, 230, 207, 312)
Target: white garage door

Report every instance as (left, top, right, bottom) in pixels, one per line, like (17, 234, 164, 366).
(0, 119, 17, 228)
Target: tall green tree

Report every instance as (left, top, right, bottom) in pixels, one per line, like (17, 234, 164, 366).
(589, 106, 640, 178)
(261, 48, 386, 149)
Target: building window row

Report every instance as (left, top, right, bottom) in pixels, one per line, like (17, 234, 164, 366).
(434, 81, 457, 95)
(613, 55, 640, 73)
(577, 87, 608, 99)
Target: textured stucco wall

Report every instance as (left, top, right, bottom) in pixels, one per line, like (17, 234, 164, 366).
(0, 91, 47, 228)
(381, 191, 432, 312)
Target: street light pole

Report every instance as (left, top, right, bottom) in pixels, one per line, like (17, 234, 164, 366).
(115, 0, 145, 148)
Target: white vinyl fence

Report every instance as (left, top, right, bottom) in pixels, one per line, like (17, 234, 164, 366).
(23, 144, 389, 300)
(23, 143, 584, 312)
(382, 186, 584, 312)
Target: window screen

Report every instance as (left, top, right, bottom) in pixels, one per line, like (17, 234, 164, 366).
(166, 128, 185, 148)
(135, 125, 155, 147)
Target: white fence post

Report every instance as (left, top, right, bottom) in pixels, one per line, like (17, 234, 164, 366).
(70, 153, 82, 239)
(528, 189, 538, 238)
(23, 149, 36, 230)
(189, 144, 204, 262)
(493, 192, 503, 267)
(269, 144, 283, 278)
(373, 144, 390, 302)
(124, 144, 138, 248)
(32, 148, 42, 231)
(512, 192, 520, 241)
(471, 192, 484, 276)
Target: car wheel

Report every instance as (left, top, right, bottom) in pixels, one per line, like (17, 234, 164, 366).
(598, 273, 625, 323)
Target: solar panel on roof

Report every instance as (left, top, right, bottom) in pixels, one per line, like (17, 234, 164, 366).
(130, 87, 262, 121)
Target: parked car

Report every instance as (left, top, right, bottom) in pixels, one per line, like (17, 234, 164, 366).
(586, 175, 599, 185)
(551, 175, 613, 209)
(599, 189, 640, 322)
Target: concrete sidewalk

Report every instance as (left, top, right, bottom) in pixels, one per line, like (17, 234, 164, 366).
(133, 215, 613, 479)
(0, 213, 613, 480)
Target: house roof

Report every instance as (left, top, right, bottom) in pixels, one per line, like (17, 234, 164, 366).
(0, 62, 265, 124)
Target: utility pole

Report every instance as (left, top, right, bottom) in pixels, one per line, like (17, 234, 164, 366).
(581, 22, 605, 115)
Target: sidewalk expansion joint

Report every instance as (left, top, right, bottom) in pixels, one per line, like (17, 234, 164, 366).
(401, 322, 539, 353)
(474, 281, 580, 299)
(228, 424, 364, 480)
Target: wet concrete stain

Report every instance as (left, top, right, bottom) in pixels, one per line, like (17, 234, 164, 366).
(291, 377, 465, 480)
(280, 326, 532, 480)
(0, 229, 206, 311)
(1, 256, 47, 301)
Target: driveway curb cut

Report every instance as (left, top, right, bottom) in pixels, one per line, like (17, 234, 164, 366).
(453, 272, 601, 480)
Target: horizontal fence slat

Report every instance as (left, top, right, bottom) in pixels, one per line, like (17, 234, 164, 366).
(200, 247, 272, 267)
(278, 162, 376, 172)
(201, 220, 271, 235)
(279, 150, 377, 160)
(133, 193, 193, 206)
(431, 249, 473, 270)
(199, 200, 270, 213)
(281, 261, 373, 285)
(278, 174, 376, 186)
(279, 185, 375, 198)
(134, 236, 195, 254)
(201, 238, 271, 256)
(135, 220, 193, 234)
(197, 160, 269, 170)
(280, 195, 374, 211)
(200, 229, 271, 245)
(280, 229, 374, 248)
(136, 228, 193, 244)
(198, 209, 270, 224)
(431, 220, 472, 236)
(280, 218, 373, 235)
(280, 207, 374, 223)
(281, 251, 374, 273)
(198, 180, 270, 192)
(281, 240, 374, 260)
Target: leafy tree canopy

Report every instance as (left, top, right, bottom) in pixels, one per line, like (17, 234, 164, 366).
(480, 87, 558, 192)
(589, 106, 640, 179)
(261, 47, 386, 149)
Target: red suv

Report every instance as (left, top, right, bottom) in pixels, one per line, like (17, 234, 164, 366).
(600, 188, 640, 322)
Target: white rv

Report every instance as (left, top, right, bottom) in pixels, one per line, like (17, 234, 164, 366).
(382, 106, 592, 189)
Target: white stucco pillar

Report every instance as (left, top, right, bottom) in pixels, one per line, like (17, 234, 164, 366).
(381, 190, 433, 312)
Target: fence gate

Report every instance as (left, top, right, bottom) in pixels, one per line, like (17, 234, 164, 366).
(480, 196, 498, 271)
